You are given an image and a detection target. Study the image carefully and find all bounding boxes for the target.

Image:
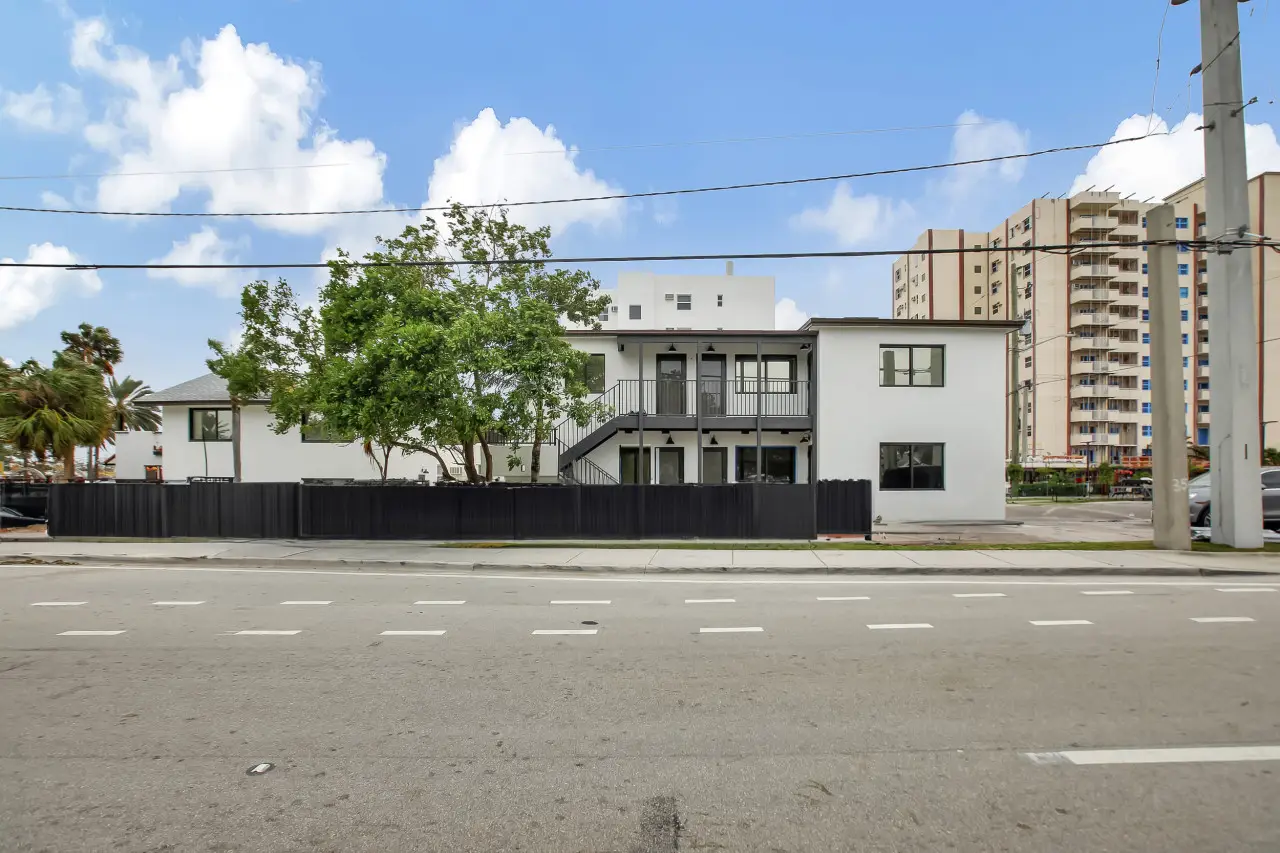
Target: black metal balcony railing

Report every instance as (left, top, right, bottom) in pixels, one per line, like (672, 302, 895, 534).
(556, 379, 812, 452)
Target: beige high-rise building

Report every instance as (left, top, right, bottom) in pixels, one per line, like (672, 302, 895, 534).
(891, 172, 1279, 466)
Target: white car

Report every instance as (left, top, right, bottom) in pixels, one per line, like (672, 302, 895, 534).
(1188, 467, 1280, 528)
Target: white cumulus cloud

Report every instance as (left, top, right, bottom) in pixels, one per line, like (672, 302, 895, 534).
(940, 110, 1030, 200)
(1069, 112, 1280, 200)
(70, 18, 386, 236)
(424, 108, 624, 234)
(790, 184, 914, 247)
(145, 227, 250, 297)
(1, 82, 85, 131)
(1, 243, 103, 329)
(774, 297, 810, 330)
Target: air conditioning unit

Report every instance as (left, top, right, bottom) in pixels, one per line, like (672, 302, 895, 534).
(664, 293, 675, 301)
(610, 305, 619, 313)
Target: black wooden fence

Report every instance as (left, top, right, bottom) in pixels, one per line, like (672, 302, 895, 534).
(47, 480, 872, 540)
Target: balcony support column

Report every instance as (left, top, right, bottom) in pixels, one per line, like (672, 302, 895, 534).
(755, 340, 763, 480)
(696, 341, 703, 485)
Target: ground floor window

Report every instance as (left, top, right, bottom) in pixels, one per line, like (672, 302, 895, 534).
(735, 446, 796, 483)
(619, 446, 684, 484)
(879, 443, 944, 490)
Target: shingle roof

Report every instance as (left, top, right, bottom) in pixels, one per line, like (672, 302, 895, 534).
(136, 373, 269, 406)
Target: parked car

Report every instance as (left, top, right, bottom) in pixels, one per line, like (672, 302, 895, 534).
(0, 506, 47, 528)
(1188, 467, 1280, 528)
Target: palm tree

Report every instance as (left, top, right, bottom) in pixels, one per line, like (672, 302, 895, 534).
(106, 376, 161, 433)
(61, 323, 123, 376)
(0, 357, 110, 481)
(60, 324, 123, 479)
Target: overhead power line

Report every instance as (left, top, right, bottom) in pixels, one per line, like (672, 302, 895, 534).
(3, 237, 1268, 272)
(0, 132, 1166, 220)
(0, 162, 353, 183)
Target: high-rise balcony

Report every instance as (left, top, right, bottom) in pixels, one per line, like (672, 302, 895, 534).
(1070, 215, 1119, 233)
(1069, 263, 1117, 281)
(1069, 286, 1113, 304)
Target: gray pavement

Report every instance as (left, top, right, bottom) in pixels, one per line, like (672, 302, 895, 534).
(3, 562, 1280, 851)
(4, 537, 1280, 575)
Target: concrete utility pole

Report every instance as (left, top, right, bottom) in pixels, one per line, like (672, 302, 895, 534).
(1148, 205, 1193, 550)
(1181, 0, 1262, 546)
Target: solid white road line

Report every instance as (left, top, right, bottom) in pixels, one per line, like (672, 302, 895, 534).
(281, 600, 332, 605)
(1081, 590, 1134, 596)
(234, 630, 302, 635)
(816, 596, 871, 601)
(549, 600, 612, 605)
(532, 629, 598, 635)
(952, 592, 1007, 598)
(867, 623, 933, 630)
(1030, 620, 1094, 626)
(1025, 745, 1280, 766)
(1216, 587, 1277, 593)
(31, 601, 87, 606)
(1190, 616, 1256, 623)
(414, 600, 466, 605)
(698, 626, 764, 633)
(153, 601, 205, 606)
(685, 598, 736, 604)
(380, 630, 447, 636)
(57, 630, 124, 636)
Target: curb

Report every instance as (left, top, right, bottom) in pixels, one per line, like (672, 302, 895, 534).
(1, 554, 1276, 577)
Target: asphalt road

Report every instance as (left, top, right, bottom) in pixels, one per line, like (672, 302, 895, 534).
(2, 563, 1279, 852)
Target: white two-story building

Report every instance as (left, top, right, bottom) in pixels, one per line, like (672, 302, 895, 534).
(133, 267, 1016, 522)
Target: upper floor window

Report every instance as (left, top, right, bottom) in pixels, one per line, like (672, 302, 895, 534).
(580, 353, 606, 394)
(301, 412, 344, 443)
(629, 304, 642, 320)
(716, 294, 723, 307)
(735, 355, 796, 394)
(879, 345, 944, 387)
(189, 408, 231, 442)
(676, 294, 692, 311)
(1175, 217, 1189, 229)
(1178, 264, 1190, 276)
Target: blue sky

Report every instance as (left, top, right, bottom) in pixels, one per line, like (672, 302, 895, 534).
(3, 0, 1279, 390)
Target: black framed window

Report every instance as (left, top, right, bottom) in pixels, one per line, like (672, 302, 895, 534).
(628, 304, 642, 320)
(619, 447, 652, 484)
(879, 443, 944, 490)
(735, 446, 796, 483)
(300, 412, 344, 443)
(879, 345, 944, 387)
(735, 355, 797, 394)
(581, 353, 606, 394)
(188, 408, 231, 442)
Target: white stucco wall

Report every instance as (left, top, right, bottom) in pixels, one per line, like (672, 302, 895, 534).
(581, 430, 810, 483)
(593, 272, 775, 331)
(814, 325, 1010, 522)
(112, 430, 161, 480)
(158, 405, 438, 483)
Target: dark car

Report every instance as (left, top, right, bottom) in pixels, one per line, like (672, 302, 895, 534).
(0, 506, 46, 528)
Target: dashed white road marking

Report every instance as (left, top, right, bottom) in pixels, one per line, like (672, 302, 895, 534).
(867, 623, 933, 630)
(685, 598, 736, 604)
(816, 596, 871, 601)
(414, 600, 466, 605)
(953, 592, 1007, 598)
(380, 630, 447, 636)
(1030, 620, 1094, 627)
(57, 630, 124, 636)
(1081, 590, 1133, 596)
(550, 600, 612, 605)
(1190, 616, 1256, 623)
(1216, 588, 1277, 593)
(532, 629, 598, 636)
(234, 630, 302, 635)
(153, 601, 205, 606)
(698, 626, 764, 633)
(1025, 745, 1280, 766)
(280, 600, 332, 605)
(31, 601, 87, 607)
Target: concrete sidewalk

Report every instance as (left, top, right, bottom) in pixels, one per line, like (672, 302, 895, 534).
(2, 537, 1278, 575)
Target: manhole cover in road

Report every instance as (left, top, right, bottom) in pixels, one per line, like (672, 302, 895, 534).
(246, 763, 274, 776)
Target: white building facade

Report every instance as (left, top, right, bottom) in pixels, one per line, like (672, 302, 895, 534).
(141, 270, 1015, 522)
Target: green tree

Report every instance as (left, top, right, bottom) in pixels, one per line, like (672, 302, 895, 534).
(106, 376, 161, 434)
(0, 355, 110, 481)
(206, 339, 272, 483)
(60, 323, 123, 479)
